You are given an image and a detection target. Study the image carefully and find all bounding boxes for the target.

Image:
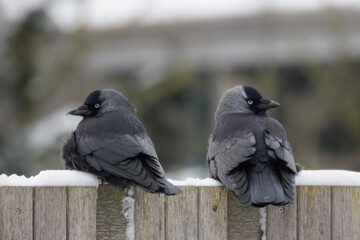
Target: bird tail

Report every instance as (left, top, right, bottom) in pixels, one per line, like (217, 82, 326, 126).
(248, 166, 289, 207)
(163, 180, 181, 195)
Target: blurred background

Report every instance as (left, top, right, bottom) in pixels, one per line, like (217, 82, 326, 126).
(0, 0, 360, 179)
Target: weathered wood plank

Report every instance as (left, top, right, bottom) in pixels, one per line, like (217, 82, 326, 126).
(199, 186, 227, 240)
(297, 186, 331, 240)
(332, 186, 360, 240)
(266, 201, 297, 240)
(33, 187, 67, 240)
(68, 187, 97, 240)
(165, 186, 198, 240)
(134, 187, 165, 240)
(3, 184, 360, 240)
(0, 187, 33, 240)
(96, 185, 127, 240)
(227, 191, 262, 240)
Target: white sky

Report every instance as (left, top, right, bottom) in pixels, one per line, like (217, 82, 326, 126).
(1, 0, 360, 30)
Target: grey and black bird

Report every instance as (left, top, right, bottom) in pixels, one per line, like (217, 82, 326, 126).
(207, 86, 301, 207)
(62, 89, 181, 195)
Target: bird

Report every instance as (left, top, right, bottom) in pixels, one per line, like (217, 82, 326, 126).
(62, 89, 181, 195)
(207, 86, 302, 207)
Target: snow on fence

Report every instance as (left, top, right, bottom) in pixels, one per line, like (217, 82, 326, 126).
(0, 170, 360, 240)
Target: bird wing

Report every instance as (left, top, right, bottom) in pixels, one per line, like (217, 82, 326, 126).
(264, 130, 297, 173)
(208, 132, 256, 174)
(207, 132, 256, 206)
(264, 120, 297, 202)
(75, 131, 167, 190)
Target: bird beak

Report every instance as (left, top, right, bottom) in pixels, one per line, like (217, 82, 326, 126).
(257, 98, 280, 110)
(67, 105, 92, 116)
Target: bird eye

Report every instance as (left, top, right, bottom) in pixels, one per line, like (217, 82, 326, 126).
(247, 100, 253, 105)
(94, 103, 100, 109)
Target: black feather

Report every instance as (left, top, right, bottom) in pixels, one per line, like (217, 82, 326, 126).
(84, 90, 101, 105)
(62, 89, 180, 195)
(243, 86, 262, 100)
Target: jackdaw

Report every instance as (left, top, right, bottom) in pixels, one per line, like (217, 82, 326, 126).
(62, 89, 181, 195)
(207, 86, 301, 207)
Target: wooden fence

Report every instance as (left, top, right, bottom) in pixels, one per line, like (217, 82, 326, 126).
(0, 185, 359, 240)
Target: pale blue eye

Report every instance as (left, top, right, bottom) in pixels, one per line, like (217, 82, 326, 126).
(247, 100, 253, 105)
(94, 103, 100, 108)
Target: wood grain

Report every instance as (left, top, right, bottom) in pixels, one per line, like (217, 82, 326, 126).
(165, 186, 198, 240)
(0, 187, 33, 240)
(134, 187, 165, 240)
(33, 187, 67, 240)
(266, 201, 297, 240)
(332, 186, 360, 240)
(199, 186, 228, 240)
(68, 187, 97, 240)
(297, 186, 331, 240)
(2, 185, 360, 240)
(96, 185, 127, 240)
(227, 191, 262, 240)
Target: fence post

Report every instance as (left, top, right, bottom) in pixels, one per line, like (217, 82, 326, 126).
(0, 187, 33, 240)
(1, 185, 360, 239)
(297, 186, 331, 240)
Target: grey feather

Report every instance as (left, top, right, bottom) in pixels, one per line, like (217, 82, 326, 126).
(61, 89, 180, 195)
(207, 85, 302, 207)
(264, 129, 297, 173)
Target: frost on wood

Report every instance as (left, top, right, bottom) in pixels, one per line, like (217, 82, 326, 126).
(168, 170, 360, 187)
(0, 170, 100, 186)
(167, 177, 223, 186)
(259, 207, 267, 240)
(1, 170, 360, 187)
(295, 170, 360, 186)
(122, 186, 135, 240)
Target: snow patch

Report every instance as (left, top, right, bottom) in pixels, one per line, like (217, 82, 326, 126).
(122, 186, 135, 240)
(1, 170, 360, 187)
(295, 170, 360, 186)
(168, 170, 360, 186)
(259, 207, 267, 240)
(166, 165, 208, 180)
(167, 178, 223, 186)
(0, 170, 100, 187)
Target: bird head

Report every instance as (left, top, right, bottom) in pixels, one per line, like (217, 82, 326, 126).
(215, 86, 280, 118)
(67, 89, 136, 117)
